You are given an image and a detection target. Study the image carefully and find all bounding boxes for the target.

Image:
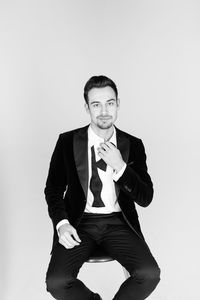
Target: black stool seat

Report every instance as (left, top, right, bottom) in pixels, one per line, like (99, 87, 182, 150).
(87, 247, 114, 263)
(86, 246, 130, 278)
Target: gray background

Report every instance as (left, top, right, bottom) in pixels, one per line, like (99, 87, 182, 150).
(0, 0, 199, 299)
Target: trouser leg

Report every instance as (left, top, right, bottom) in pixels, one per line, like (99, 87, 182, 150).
(45, 231, 96, 300)
(101, 222, 161, 300)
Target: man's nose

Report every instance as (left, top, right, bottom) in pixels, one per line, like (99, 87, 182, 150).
(101, 105, 108, 115)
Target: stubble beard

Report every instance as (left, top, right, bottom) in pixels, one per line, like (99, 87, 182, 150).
(97, 119, 113, 130)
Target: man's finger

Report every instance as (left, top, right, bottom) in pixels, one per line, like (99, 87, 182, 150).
(97, 147, 106, 155)
(99, 143, 110, 151)
(72, 230, 82, 243)
(64, 233, 80, 246)
(105, 141, 116, 148)
(98, 150, 106, 158)
(60, 234, 74, 246)
(59, 238, 74, 249)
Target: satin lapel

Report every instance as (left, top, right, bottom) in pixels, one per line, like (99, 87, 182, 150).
(115, 126, 130, 198)
(73, 125, 89, 199)
(115, 126, 130, 164)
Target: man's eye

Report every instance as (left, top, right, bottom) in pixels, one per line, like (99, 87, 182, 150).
(108, 102, 114, 106)
(93, 104, 99, 108)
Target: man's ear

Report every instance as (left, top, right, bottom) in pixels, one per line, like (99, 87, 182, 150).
(116, 98, 120, 108)
(84, 103, 90, 114)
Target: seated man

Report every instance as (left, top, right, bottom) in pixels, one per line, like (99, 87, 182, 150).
(44, 75, 160, 300)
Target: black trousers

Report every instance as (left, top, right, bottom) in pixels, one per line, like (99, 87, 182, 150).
(46, 213, 160, 300)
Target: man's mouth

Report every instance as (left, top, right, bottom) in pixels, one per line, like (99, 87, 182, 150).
(98, 116, 112, 120)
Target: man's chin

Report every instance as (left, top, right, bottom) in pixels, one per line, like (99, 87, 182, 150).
(97, 121, 113, 130)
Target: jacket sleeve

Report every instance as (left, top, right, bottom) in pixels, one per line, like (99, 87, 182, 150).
(44, 134, 68, 227)
(115, 139, 154, 207)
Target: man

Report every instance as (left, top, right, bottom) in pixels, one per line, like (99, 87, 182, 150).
(45, 75, 160, 300)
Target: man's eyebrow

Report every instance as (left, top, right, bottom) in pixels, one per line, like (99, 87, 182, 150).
(90, 100, 100, 105)
(90, 98, 116, 104)
(107, 99, 116, 102)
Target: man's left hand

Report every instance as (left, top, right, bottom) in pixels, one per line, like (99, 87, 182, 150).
(97, 142, 125, 173)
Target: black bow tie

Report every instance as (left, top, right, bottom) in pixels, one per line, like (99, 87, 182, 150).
(96, 158, 107, 172)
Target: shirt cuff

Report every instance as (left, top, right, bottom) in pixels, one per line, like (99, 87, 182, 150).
(56, 219, 70, 236)
(112, 163, 127, 181)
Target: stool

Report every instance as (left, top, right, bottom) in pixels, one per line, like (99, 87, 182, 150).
(87, 246, 130, 279)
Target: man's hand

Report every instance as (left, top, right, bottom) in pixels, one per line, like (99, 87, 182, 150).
(58, 223, 81, 249)
(97, 141, 125, 172)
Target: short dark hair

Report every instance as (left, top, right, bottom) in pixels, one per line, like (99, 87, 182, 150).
(84, 75, 118, 104)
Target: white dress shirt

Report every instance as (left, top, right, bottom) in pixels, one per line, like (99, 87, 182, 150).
(56, 125, 126, 231)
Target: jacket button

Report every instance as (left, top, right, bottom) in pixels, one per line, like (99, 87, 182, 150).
(124, 185, 132, 192)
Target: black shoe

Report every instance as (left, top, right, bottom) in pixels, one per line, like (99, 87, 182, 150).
(91, 292, 102, 300)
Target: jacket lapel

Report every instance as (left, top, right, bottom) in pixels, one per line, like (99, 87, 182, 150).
(115, 126, 130, 164)
(115, 126, 130, 198)
(73, 125, 89, 199)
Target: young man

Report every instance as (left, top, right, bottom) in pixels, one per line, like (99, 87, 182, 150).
(45, 75, 160, 300)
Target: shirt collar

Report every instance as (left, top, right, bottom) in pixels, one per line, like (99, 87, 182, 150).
(88, 125, 117, 147)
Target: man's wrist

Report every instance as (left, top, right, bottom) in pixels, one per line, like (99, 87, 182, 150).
(113, 162, 126, 181)
(114, 161, 126, 173)
(56, 219, 70, 236)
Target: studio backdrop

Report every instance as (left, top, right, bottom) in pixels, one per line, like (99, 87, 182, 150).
(0, 1, 199, 299)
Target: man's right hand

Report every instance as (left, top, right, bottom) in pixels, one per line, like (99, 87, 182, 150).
(58, 224, 81, 249)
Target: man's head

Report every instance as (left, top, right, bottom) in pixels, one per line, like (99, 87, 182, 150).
(84, 75, 118, 104)
(84, 75, 120, 131)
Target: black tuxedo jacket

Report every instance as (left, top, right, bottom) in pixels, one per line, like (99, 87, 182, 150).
(45, 125, 154, 251)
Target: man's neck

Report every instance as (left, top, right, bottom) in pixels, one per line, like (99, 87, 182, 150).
(90, 123, 114, 141)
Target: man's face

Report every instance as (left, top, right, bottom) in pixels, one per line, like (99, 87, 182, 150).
(85, 86, 120, 130)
